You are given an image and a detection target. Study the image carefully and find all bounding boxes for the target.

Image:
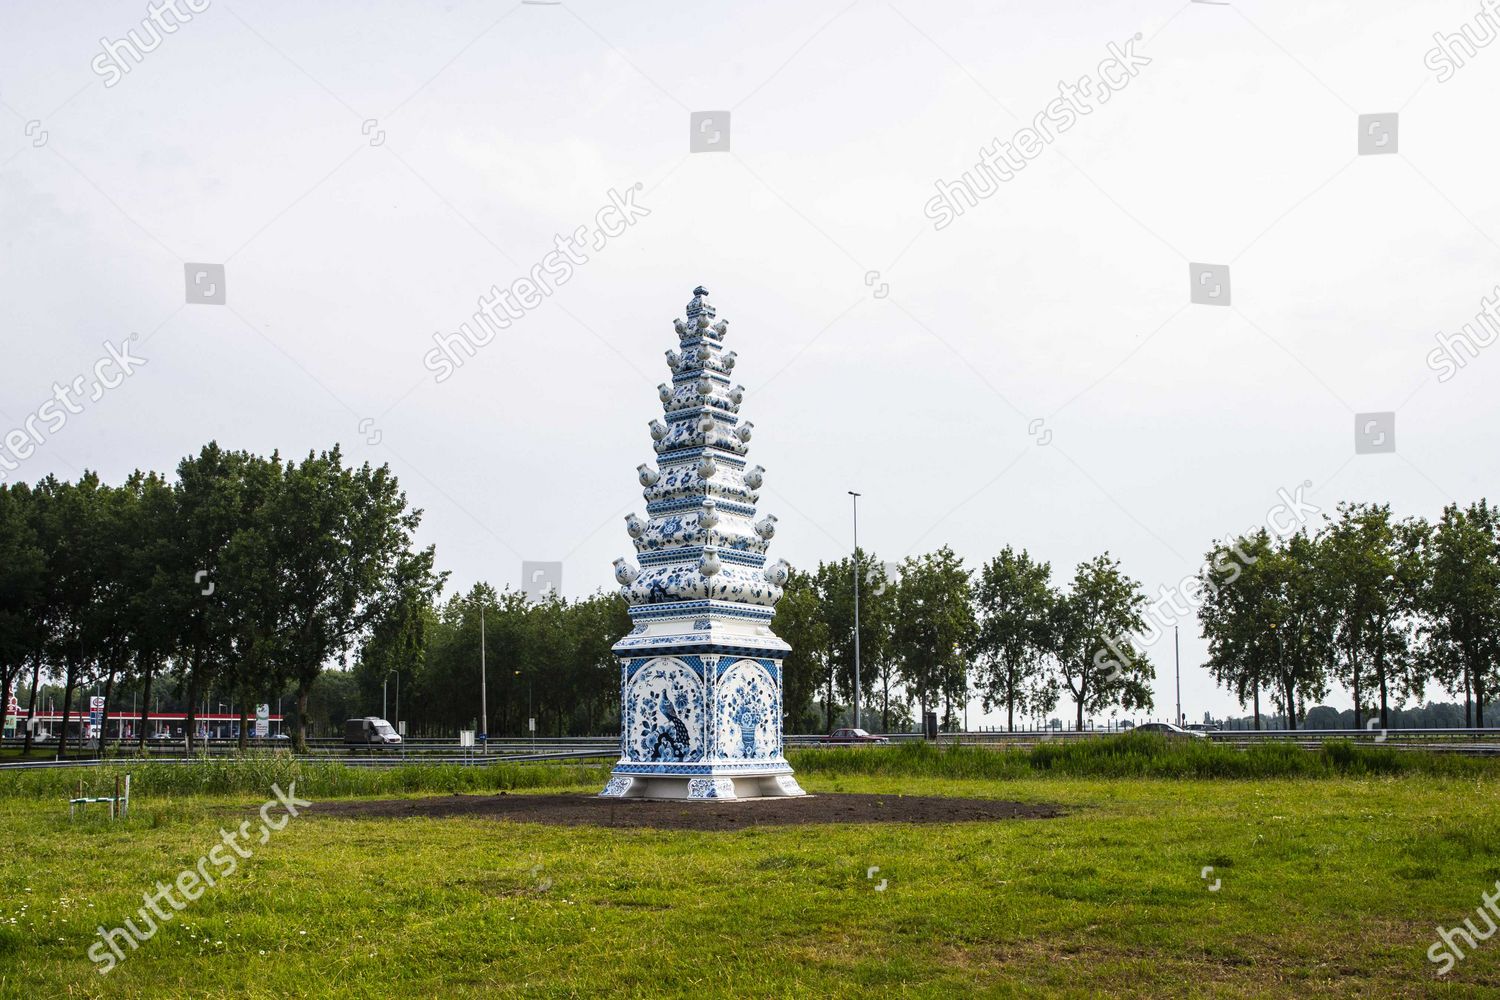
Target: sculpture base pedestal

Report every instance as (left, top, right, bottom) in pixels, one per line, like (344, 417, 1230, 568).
(600, 764, 806, 800)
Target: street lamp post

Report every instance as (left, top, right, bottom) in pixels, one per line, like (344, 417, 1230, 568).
(1263, 621, 1279, 732)
(848, 491, 862, 733)
(1174, 625, 1182, 728)
(480, 601, 488, 754)
(383, 669, 399, 728)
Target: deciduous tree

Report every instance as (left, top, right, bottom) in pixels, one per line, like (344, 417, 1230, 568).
(893, 546, 975, 729)
(972, 546, 1058, 731)
(1053, 553, 1153, 730)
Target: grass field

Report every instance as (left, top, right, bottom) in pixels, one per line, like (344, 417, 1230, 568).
(1, 745, 1498, 998)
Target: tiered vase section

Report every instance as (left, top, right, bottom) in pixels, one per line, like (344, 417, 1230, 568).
(601, 287, 805, 800)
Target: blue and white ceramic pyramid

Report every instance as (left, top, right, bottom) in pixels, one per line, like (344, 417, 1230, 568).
(601, 287, 805, 800)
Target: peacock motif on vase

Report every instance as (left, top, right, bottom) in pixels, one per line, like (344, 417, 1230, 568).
(623, 658, 704, 763)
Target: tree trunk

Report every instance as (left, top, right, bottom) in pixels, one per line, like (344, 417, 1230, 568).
(0, 666, 12, 749)
(21, 655, 41, 757)
(1007, 692, 1015, 733)
(825, 667, 834, 732)
(1285, 680, 1297, 731)
(881, 666, 889, 734)
(137, 665, 154, 751)
(295, 683, 311, 753)
(185, 672, 201, 755)
(1464, 659, 1473, 728)
(1252, 664, 1261, 731)
(58, 665, 77, 760)
(1349, 645, 1362, 732)
(238, 702, 250, 752)
(1477, 670, 1487, 730)
(1376, 649, 1389, 730)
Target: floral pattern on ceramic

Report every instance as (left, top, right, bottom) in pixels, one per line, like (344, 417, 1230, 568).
(715, 659, 779, 760)
(600, 776, 634, 797)
(620, 562, 782, 606)
(641, 469, 759, 510)
(651, 419, 750, 458)
(687, 778, 736, 799)
(630, 503, 769, 557)
(638, 459, 756, 505)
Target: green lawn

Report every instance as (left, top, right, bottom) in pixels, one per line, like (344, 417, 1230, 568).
(1, 770, 1497, 998)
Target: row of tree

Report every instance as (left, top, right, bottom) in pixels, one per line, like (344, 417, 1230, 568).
(772, 546, 1156, 732)
(1211, 702, 1496, 731)
(0, 445, 441, 755)
(343, 544, 1155, 738)
(5, 456, 1493, 745)
(352, 585, 627, 737)
(1198, 501, 1500, 730)
(764, 502, 1500, 734)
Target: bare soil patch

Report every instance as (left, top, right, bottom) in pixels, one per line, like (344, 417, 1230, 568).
(308, 792, 1062, 831)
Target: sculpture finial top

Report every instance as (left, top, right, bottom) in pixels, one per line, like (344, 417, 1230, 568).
(685, 285, 715, 322)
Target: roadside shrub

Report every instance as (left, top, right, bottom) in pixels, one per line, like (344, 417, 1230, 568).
(4, 736, 1489, 801)
(790, 733, 1497, 781)
(0, 752, 611, 801)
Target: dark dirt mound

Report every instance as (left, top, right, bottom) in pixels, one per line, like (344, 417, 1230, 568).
(308, 792, 1062, 831)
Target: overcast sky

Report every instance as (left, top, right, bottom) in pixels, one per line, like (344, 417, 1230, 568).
(3, 0, 1498, 725)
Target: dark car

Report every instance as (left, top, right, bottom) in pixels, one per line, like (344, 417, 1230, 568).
(344, 717, 402, 747)
(1136, 722, 1207, 740)
(821, 727, 889, 745)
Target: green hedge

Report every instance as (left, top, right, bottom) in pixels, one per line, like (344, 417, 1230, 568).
(0, 752, 611, 800)
(787, 733, 1497, 780)
(4, 735, 1487, 801)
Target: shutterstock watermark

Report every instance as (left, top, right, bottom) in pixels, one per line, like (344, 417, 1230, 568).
(1428, 878, 1500, 975)
(1093, 484, 1321, 679)
(1425, 282, 1500, 382)
(1424, 1, 1500, 83)
(91, 0, 212, 88)
(87, 783, 309, 974)
(423, 183, 650, 383)
(924, 33, 1151, 230)
(0, 337, 146, 483)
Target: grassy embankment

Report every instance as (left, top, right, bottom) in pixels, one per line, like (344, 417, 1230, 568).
(1, 736, 1497, 998)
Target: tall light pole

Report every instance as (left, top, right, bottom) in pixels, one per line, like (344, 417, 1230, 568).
(1174, 625, 1182, 728)
(849, 491, 862, 732)
(383, 669, 399, 727)
(480, 601, 489, 752)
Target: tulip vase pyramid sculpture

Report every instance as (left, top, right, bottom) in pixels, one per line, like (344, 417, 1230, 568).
(601, 286, 805, 800)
